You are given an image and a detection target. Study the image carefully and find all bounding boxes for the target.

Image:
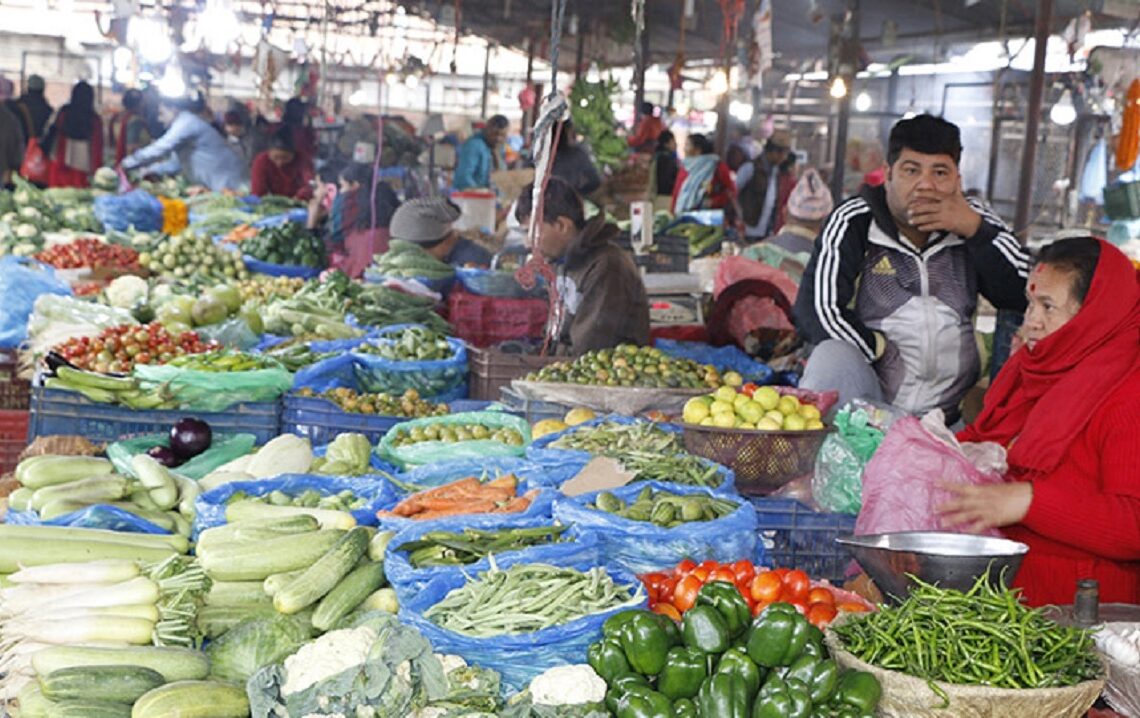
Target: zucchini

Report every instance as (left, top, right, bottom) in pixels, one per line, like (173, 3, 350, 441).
(18, 682, 54, 718)
(31, 476, 128, 511)
(38, 499, 97, 521)
(225, 500, 356, 530)
(32, 646, 209, 683)
(0, 537, 178, 573)
(197, 528, 345, 581)
(131, 681, 249, 718)
(18, 456, 114, 490)
(368, 529, 396, 561)
(311, 560, 387, 631)
(195, 514, 319, 551)
(47, 700, 133, 718)
(8, 486, 34, 512)
(40, 666, 165, 703)
(129, 456, 178, 511)
(204, 580, 271, 607)
(0, 524, 188, 551)
(274, 527, 370, 614)
(361, 587, 399, 613)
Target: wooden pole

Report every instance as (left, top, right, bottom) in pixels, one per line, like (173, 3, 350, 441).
(1013, 0, 1052, 239)
(480, 40, 492, 117)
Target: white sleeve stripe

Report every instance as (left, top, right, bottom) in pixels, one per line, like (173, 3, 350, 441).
(993, 233, 1031, 275)
(813, 199, 874, 359)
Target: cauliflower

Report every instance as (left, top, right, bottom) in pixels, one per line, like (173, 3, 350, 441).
(436, 654, 468, 674)
(19, 206, 40, 219)
(1, 212, 16, 223)
(529, 665, 606, 706)
(15, 224, 38, 239)
(106, 275, 148, 309)
(281, 626, 378, 696)
(14, 190, 30, 205)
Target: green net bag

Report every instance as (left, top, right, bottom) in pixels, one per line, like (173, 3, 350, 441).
(106, 433, 257, 481)
(377, 411, 532, 469)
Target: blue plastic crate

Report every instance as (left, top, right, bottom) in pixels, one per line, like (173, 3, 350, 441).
(750, 497, 856, 583)
(28, 387, 280, 445)
(281, 395, 495, 446)
(242, 255, 323, 279)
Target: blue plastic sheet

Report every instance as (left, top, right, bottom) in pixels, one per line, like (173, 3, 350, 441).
(395, 456, 583, 493)
(193, 473, 399, 538)
(656, 339, 775, 384)
(553, 481, 760, 575)
(93, 190, 162, 232)
(5, 505, 170, 534)
(242, 255, 322, 279)
(251, 208, 310, 228)
(385, 519, 600, 604)
(398, 559, 646, 691)
(0, 258, 71, 349)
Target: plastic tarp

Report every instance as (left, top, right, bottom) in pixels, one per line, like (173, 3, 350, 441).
(106, 433, 257, 481)
(0, 258, 71, 350)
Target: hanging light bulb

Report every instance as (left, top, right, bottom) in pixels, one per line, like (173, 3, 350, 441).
(158, 60, 186, 98)
(829, 77, 848, 99)
(586, 63, 601, 82)
(404, 74, 420, 89)
(130, 17, 173, 64)
(855, 91, 872, 112)
(1050, 88, 1077, 126)
(709, 70, 729, 95)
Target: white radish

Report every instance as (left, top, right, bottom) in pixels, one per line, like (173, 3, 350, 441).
(3, 604, 159, 632)
(0, 615, 155, 647)
(8, 559, 140, 584)
(0, 581, 125, 617)
(19, 576, 159, 618)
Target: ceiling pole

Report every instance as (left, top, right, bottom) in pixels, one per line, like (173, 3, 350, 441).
(1013, 0, 1052, 240)
(634, 6, 649, 120)
(829, 0, 860, 202)
(480, 40, 492, 118)
(574, 18, 586, 81)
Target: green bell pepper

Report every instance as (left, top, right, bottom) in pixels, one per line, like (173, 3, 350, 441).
(832, 671, 882, 712)
(672, 697, 698, 718)
(620, 611, 673, 677)
(697, 671, 751, 718)
(616, 688, 674, 718)
(656, 646, 707, 701)
(754, 675, 812, 718)
(681, 604, 731, 654)
(717, 646, 764, 697)
(783, 655, 840, 704)
(746, 603, 813, 667)
(604, 610, 643, 639)
(588, 637, 632, 682)
(606, 679, 653, 716)
(697, 580, 751, 638)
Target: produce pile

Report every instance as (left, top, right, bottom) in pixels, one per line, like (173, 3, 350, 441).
(50, 324, 217, 374)
(369, 239, 455, 281)
(295, 387, 449, 418)
(664, 219, 726, 258)
(395, 525, 571, 568)
(377, 475, 540, 522)
(569, 80, 627, 169)
(588, 486, 739, 527)
(34, 237, 141, 272)
(138, 232, 249, 285)
(388, 422, 525, 447)
(241, 223, 325, 269)
(682, 385, 826, 431)
(529, 345, 722, 389)
(359, 326, 454, 361)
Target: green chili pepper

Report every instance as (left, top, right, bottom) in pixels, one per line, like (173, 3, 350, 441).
(656, 646, 707, 701)
(697, 580, 751, 639)
(747, 603, 812, 667)
(681, 604, 731, 655)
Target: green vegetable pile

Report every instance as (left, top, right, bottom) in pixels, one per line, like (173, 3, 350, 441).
(225, 488, 368, 513)
(529, 345, 721, 389)
(590, 486, 738, 527)
(165, 352, 281, 372)
(569, 80, 627, 170)
(425, 562, 642, 637)
(359, 326, 454, 361)
(295, 387, 448, 418)
(370, 240, 455, 280)
(396, 525, 571, 568)
(389, 423, 525, 447)
(549, 422, 724, 488)
(832, 573, 1103, 699)
(243, 223, 325, 268)
(139, 233, 249, 285)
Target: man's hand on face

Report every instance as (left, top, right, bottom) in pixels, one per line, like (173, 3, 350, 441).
(906, 187, 982, 238)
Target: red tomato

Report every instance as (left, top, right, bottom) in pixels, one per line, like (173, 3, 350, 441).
(741, 383, 759, 398)
(709, 568, 737, 585)
(698, 560, 720, 573)
(652, 603, 682, 622)
(690, 566, 711, 583)
(750, 571, 783, 603)
(751, 600, 772, 617)
(807, 602, 838, 628)
(675, 559, 697, 576)
(783, 570, 811, 602)
(731, 560, 756, 586)
(673, 574, 703, 612)
(838, 601, 872, 614)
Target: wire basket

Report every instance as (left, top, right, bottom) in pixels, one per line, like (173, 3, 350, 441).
(682, 424, 831, 496)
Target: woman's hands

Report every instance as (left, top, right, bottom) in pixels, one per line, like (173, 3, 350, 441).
(937, 481, 1033, 533)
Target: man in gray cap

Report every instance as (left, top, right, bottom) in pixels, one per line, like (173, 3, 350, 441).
(388, 196, 493, 267)
(8, 75, 53, 142)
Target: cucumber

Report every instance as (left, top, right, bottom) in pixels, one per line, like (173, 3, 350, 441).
(131, 681, 249, 718)
(18, 456, 114, 490)
(204, 580, 272, 607)
(195, 603, 279, 639)
(8, 486, 34, 512)
(41, 666, 165, 703)
(18, 682, 54, 718)
(196, 528, 346, 581)
(195, 514, 319, 551)
(32, 646, 209, 683)
(274, 527, 370, 615)
(262, 569, 304, 597)
(311, 560, 387, 632)
(45, 700, 133, 718)
(31, 476, 128, 511)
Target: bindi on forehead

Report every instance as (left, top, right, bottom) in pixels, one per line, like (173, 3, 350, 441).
(1029, 282, 1036, 292)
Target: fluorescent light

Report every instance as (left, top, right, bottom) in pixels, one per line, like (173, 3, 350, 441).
(709, 70, 729, 95)
(130, 18, 172, 64)
(404, 74, 419, 89)
(855, 91, 872, 111)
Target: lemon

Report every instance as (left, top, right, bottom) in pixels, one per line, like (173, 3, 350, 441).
(778, 395, 801, 416)
(714, 385, 738, 403)
(682, 398, 711, 424)
(806, 419, 825, 430)
(723, 371, 744, 387)
(564, 407, 598, 426)
(800, 404, 822, 421)
(710, 400, 736, 416)
(754, 386, 781, 411)
(713, 412, 737, 429)
(532, 419, 569, 439)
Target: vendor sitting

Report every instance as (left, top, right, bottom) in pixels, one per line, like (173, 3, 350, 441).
(515, 177, 649, 353)
(938, 236, 1140, 607)
(388, 196, 493, 268)
(250, 130, 313, 200)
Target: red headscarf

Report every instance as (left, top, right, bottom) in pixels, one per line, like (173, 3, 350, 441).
(969, 238, 1140, 475)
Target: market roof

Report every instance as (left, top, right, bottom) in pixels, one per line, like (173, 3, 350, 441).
(394, 0, 1112, 71)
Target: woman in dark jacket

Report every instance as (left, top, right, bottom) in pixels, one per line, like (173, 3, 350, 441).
(46, 81, 103, 188)
(551, 120, 602, 196)
(654, 130, 679, 197)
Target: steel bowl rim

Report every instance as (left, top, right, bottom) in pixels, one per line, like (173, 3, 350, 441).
(836, 531, 1030, 557)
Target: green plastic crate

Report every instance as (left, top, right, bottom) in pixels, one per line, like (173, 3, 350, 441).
(1103, 181, 1140, 219)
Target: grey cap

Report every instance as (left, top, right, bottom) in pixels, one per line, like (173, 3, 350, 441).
(389, 196, 462, 244)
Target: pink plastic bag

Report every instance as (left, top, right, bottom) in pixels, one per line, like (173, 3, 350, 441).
(855, 415, 1005, 537)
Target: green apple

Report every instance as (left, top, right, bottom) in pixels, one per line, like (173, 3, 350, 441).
(783, 413, 807, 431)
(778, 395, 801, 416)
(683, 397, 711, 424)
(733, 393, 751, 410)
(757, 417, 782, 431)
(754, 386, 780, 411)
(715, 386, 738, 403)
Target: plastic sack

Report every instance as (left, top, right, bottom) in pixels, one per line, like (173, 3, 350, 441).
(552, 481, 760, 575)
(106, 433, 257, 481)
(0, 258, 72, 350)
(193, 473, 399, 538)
(399, 559, 646, 691)
(292, 352, 466, 403)
(384, 518, 600, 603)
(812, 404, 897, 515)
(526, 414, 682, 465)
(376, 411, 532, 469)
(93, 190, 163, 232)
(395, 456, 585, 493)
(5, 504, 170, 534)
(855, 414, 1006, 537)
(196, 317, 261, 351)
(378, 486, 557, 535)
(241, 255, 322, 279)
(133, 363, 293, 411)
(312, 442, 399, 477)
(655, 339, 775, 384)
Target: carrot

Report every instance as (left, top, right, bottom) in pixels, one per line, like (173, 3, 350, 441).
(484, 475, 518, 492)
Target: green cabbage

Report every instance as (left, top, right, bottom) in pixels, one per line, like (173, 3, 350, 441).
(206, 614, 312, 683)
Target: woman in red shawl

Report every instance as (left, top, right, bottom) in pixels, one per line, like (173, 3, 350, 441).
(939, 236, 1140, 606)
(46, 81, 103, 188)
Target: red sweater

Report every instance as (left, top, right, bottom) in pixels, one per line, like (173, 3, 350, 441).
(958, 370, 1140, 607)
(250, 151, 313, 199)
(671, 162, 736, 213)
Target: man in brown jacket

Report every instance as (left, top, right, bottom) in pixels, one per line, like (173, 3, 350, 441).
(516, 177, 650, 353)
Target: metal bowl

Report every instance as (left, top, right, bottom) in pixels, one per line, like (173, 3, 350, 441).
(836, 531, 1029, 603)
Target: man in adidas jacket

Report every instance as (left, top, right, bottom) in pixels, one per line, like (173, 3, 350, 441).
(793, 114, 1030, 423)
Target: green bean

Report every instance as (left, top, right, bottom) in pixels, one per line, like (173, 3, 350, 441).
(396, 525, 571, 567)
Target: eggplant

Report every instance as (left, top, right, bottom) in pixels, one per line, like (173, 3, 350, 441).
(146, 444, 183, 467)
(170, 418, 212, 459)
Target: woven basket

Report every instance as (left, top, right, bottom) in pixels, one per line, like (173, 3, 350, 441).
(681, 424, 830, 496)
(825, 632, 1104, 718)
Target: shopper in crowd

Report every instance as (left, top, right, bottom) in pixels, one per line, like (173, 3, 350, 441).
(515, 177, 649, 353)
(550, 120, 601, 197)
(278, 97, 316, 169)
(0, 101, 24, 188)
(767, 168, 833, 258)
(307, 162, 400, 278)
(8, 74, 52, 143)
(793, 114, 1031, 422)
(453, 115, 509, 190)
(939, 236, 1140, 607)
(44, 81, 103, 188)
(654, 130, 679, 198)
(250, 130, 314, 200)
(737, 129, 796, 243)
(627, 102, 666, 153)
(121, 94, 245, 192)
(388, 196, 493, 268)
(108, 89, 153, 165)
(223, 108, 267, 174)
(671, 133, 735, 214)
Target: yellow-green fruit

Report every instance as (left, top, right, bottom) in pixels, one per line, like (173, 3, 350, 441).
(710, 400, 735, 416)
(715, 386, 738, 403)
(733, 393, 751, 410)
(800, 404, 822, 421)
(778, 395, 801, 416)
(700, 417, 716, 427)
(739, 401, 764, 425)
(723, 371, 744, 387)
(683, 398, 711, 424)
(806, 419, 825, 430)
(754, 386, 781, 411)
(713, 412, 737, 429)
(757, 417, 782, 431)
(765, 410, 786, 425)
(783, 413, 807, 431)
